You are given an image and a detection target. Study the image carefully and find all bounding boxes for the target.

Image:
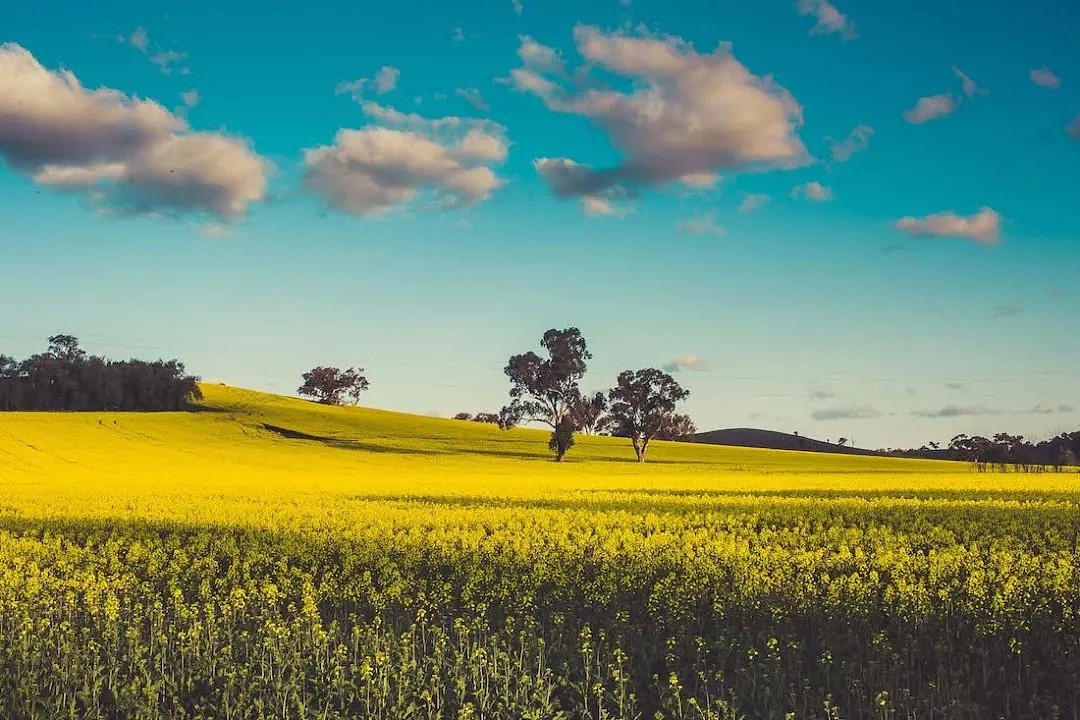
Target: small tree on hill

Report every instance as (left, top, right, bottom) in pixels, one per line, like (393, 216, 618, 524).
(453, 412, 474, 421)
(499, 327, 591, 462)
(298, 366, 369, 406)
(607, 368, 690, 462)
(473, 412, 500, 424)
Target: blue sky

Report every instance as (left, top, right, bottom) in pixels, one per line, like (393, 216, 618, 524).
(1, 0, 1078, 447)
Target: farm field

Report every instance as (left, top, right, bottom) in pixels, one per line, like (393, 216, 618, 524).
(1, 384, 1079, 719)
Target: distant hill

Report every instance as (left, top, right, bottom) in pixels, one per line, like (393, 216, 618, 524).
(688, 428, 887, 457)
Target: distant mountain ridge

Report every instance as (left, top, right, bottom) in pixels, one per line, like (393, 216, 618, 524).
(688, 428, 886, 456)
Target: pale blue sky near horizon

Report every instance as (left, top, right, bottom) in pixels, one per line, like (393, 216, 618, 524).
(1, 0, 1078, 447)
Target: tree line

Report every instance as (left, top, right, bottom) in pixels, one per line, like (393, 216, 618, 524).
(0, 335, 202, 411)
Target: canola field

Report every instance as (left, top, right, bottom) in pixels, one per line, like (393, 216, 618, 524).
(1, 384, 1079, 719)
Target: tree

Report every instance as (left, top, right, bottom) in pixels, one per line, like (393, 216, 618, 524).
(298, 366, 369, 406)
(453, 412, 474, 421)
(568, 392, 610, 435)
(656, 413, 696, 440)
(473, 412, 499, 424)
(548, 417, 575, 462)
(499, 328, 591, 462)
(47, 334, 85, 363)
(607, 368, 690, 462)
(837, 437, 849, 447)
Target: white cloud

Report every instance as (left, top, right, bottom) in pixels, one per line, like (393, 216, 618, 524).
(1031, 403, 1056, 414)
(676, 211, 723, 235)
(452, 27, 466, 42)
(811, 406, 880, 421)
(512, 0, 523, 14)
(738, 192, 770, 213)
(180, 89, 200, 109)
(129, 26, 150, 52)
(895, 207, 1001, 245)
(903, 93, 957, 124)
(511, 26, 808, 208)
(827, 124, 873, 162)
(0, 43, 266, 220)
(302, 104, 508, 216)
(796, 0, 857, 39)
(456, 87, 490, 111)
(664, 355, 709, 372)
(791, 181, 833, 201)
(1030, 66, 1061, 90)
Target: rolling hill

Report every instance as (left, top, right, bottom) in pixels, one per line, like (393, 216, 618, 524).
(689, 427, 886, 456)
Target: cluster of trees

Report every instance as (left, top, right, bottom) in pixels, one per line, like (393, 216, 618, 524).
(498, 328, 695, 462)
(0, 335, 202, 412)
(946, 432, 1080, 472)
(453, 412, 499, 424)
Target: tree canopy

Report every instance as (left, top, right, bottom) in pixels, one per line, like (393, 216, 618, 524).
(500, 328, 591, 461)
(298, 366, 370, 406)
(608, 368, 690, 462)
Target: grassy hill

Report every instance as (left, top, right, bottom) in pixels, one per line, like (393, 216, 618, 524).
(0, 383, 991, 506)
(690, 427, 887, 456)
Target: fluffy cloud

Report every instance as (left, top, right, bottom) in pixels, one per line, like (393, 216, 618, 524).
(738, 192, 770, 213)
(796, 0, 857, 39)
(0, 43, 266, 220)
(811, 406, 880, 421)
(456, 87, 490, 111)
(1030, 66, 1061, 90)
(791, 181, 833, 201)
(912, 405, 999, 418)
(895, 207, 1001, 245)
(510, 26, 807, 211)
(676, 212, 723, 235)
(303, 103, 507, 216)
(664, 355, 709, 372)
(827, 124, 873, 162)
(903, 93, 957, 124)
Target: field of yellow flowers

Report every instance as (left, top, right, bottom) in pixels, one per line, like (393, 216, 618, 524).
(1, 384, 1078, 719)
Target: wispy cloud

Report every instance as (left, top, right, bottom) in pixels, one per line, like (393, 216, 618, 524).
(336, 66, 400, 101)
(895, 207, 1001, 245)
(952, 66, 984, 99)
(811, 406, 880, 421)
(676, 212, 723, 235)
(664, 355, 709, 372)
(791, 181, 834, 202)
(738, 193, 770, 214)
(121, 26, 189, 75)
(1030, 66, 1061, 90)
(903, 93, 957, 124)
(1068, 114, 1080, 141)
(795, 0, 857, 39)
(945, 382, 964, 390)
(827, 124, 873, 162)
(912, 404, 999, 418)
(455, 87, 490, 111)
(992, 304, 1024, 318)
(808, 387, 835, 400)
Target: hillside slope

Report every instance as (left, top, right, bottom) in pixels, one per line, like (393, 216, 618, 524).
(0, 384, 982, 505)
